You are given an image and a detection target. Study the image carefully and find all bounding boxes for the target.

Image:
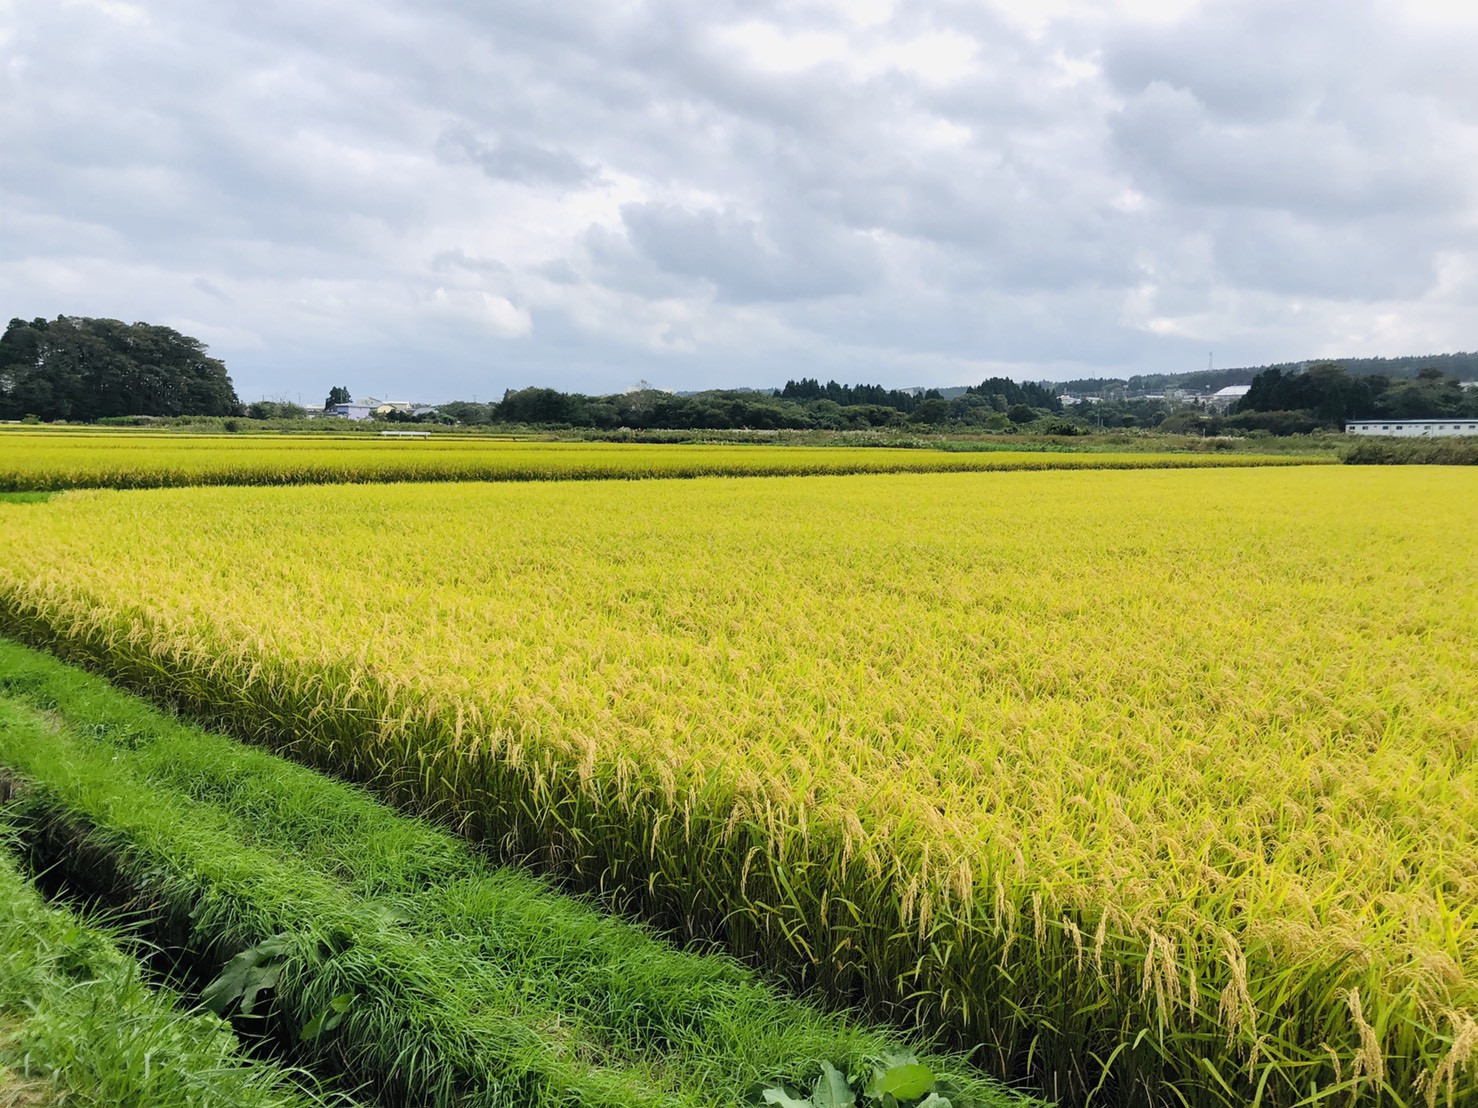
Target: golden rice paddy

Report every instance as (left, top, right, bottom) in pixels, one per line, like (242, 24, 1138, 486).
(0, 465, 1472, 1106)
(0, 430, 1320, 490)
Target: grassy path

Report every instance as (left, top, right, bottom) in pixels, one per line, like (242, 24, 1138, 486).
(0, 638, 1040, 1108)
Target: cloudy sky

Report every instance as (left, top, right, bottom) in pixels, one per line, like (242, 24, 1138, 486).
(2, 0, 1476, 401)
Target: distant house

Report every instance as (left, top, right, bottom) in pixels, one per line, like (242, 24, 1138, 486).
(1207, 385, 1250, 412)
(324, 396, 434, 421)
(326, 395, 410, 421)
(1345, 419, 1478, 437)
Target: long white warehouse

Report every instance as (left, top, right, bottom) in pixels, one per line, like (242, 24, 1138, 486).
(1345, 419, 1478, 437)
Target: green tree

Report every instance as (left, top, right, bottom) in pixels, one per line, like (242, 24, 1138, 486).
(246, 400, 307, 420)
(907, 397, 950, 424)
(324, 386, 351, 410)
(0, 316, 238, 421)
(437, 400, 493, 426)
(1006, 403, 1037, 425)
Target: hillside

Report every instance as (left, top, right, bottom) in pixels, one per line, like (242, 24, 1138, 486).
(1052, 351, 1478, 396)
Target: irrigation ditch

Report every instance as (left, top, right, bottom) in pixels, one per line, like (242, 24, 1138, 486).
(0, 812, 345, 1108)
(2, 774, 377, 1106)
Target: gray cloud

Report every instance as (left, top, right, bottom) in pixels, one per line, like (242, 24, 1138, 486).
(1, 0, 1475, 400)
(436, 126, 602, 188)
(430, 250, 510, 275)
(618, 201, 880, 303)
(1109, 79, 1464, 220)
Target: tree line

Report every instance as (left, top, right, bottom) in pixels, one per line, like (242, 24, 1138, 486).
(1234, 362, 1478, 431)
(427, 376, 1072, 433)
(457, 365, 1476, 435)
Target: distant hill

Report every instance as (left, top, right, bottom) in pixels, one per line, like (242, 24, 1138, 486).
(1054, 351, 1478, 397)
(899, 386, 971, 399)
(688, 352, 1478, 403)
(671, 387, 777, 398)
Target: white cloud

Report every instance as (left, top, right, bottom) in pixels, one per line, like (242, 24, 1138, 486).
(425, 288, 532, 338)
(0, 0, 1474, 399)
(60, 0, 148, 24)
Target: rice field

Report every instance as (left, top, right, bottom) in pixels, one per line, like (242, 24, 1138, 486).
(0, 466, 1473, 1106)
(0, 429, 1323, 490)
(0, 639, 1026, 1108)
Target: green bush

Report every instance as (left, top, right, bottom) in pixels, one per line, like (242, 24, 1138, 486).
(1342, 437, 1478, 464)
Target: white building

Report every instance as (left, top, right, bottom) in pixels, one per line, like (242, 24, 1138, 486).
(326, 395, 420, 421)
(1346, 419, 1478, 437)
(1207, 385, 1250, 412)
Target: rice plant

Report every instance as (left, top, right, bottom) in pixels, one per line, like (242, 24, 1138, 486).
(0, 430, 1322, 491)
(0, 466, 1472, 1105)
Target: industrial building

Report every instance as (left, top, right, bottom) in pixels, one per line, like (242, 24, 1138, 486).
(1345, 419, 1478, 437)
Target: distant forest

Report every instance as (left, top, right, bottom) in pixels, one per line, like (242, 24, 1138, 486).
(1057, 351, 1478, 396)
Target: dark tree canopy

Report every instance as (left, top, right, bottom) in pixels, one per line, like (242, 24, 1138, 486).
(964, 376, 1063, 413)
(0, 316, 240, 421)
(1236, 361, 1478, 427)
(779, 377, 928, 412)
(468, 376, 1073, 432)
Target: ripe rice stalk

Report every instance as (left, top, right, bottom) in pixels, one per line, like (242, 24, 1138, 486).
(0, 466, 1472, 1106)
(0, 429, 1324, 491)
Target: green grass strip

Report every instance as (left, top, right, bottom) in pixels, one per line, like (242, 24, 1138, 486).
(0, 638, 1041, 1108)
(0, 830, 340, 1108)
